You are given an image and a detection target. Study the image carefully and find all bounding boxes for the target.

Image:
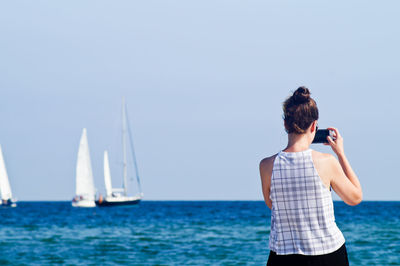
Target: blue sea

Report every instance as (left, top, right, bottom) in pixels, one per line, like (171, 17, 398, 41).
(0, 201, 399, 265)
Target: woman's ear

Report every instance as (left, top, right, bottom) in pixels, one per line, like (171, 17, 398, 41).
(311, 121, 317, 133)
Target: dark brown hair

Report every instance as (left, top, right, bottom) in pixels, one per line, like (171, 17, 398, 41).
(283, 86, 319, 134)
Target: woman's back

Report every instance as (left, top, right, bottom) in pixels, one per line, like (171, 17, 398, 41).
(269, 149, 345, 255)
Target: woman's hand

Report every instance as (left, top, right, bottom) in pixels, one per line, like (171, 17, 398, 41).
(326, 127, 344, 156)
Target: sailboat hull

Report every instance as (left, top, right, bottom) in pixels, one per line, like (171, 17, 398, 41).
(72, 199, 96, 208)
(96, 196, 141, 207)
(1, 199, 17, 207)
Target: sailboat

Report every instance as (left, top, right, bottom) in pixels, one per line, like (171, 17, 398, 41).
(0, 145, 17, 207)
(72, 128, 96, 207)
(96, 98, 143, 207)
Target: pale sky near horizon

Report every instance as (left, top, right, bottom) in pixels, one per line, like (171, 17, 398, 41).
(0, 1, 399, 201)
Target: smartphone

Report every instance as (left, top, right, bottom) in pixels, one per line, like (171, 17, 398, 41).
(312, 129, 335, 144)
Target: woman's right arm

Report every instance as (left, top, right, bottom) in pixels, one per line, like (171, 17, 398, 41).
(327, 127, 363, 206)
(259, 155, 276, 209)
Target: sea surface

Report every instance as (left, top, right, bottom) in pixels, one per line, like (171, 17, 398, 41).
(0, 201, 399, 265)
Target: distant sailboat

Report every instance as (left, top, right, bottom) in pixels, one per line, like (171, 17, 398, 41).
(0, 145, 17, 207)
(96, 98, 143, 207)
(72, 128, 96, 207)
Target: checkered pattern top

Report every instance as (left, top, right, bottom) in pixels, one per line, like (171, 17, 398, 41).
(269, 149, 345, 255)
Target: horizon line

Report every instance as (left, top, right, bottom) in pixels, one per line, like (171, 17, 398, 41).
(14, 199, 400, 202)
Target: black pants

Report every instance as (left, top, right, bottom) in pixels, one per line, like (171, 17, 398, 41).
(267, 244, 349, 266)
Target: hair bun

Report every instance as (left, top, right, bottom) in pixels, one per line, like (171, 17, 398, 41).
(283, 86, 318, 134)
(293, 86, 310, 103)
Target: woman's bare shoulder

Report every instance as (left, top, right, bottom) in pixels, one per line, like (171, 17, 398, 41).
(312, 150, 335, 162)
(311, 150, 339, 189)
(259, 154, 278, 171)
(311, 150, 339, 171)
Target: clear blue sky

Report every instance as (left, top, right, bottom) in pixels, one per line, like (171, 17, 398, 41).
(0, 1, 399, 200)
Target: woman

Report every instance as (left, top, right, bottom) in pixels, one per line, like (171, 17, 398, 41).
(259, 87, 362, 265)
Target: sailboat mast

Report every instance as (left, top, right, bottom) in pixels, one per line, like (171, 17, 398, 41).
(122, 97, 128, 196)
(126, 112, 142, 194)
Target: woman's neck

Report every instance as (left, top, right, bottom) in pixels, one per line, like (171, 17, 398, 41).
(283, 133, 311, 152)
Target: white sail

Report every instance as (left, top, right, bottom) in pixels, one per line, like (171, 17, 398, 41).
(0, 145, 12, 200)
(75, 128, 95, 202)
(104, 150, 113, 197)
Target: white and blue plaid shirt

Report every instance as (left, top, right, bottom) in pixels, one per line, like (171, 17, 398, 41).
(269, 149, 345, 255)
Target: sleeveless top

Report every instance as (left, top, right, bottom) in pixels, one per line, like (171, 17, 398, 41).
(269, 149, 345, 255)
